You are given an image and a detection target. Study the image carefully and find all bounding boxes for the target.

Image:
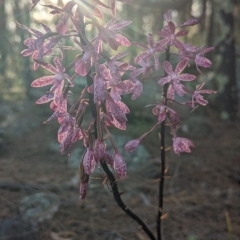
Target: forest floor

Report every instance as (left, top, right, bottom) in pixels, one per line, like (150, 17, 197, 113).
(0, 114, 240, 240)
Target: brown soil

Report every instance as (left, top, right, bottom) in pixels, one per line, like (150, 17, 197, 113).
(0, 119, 240, 240)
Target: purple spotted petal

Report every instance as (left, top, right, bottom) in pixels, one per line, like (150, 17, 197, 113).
(195, 57, 212, 68)
(175, 30, 188, 37)
(175, 60, 188, 74)
(158, 76, 171, 86)
(200, 46, 214, 55)
(31, 76, 55, 87)
(135, 52, 150, 65)
(36, 92, 54, 104)
(115, 34, 131, 46)
(54, 57, 65, 72)
(167, 84, 174, 100)
(181, 18, 199, 27)
(111, 20, 132, 30)
(178, 73, 196, 81)
(163, 61, 173, 75)
(173, 82, 185, 97)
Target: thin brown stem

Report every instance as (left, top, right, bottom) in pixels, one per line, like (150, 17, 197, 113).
(157, 47, 170, 240)
(101, 162, 156, 240)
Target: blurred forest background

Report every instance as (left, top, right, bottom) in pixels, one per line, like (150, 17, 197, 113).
(0, 0, 240, 240)
(0, 0, 240, 143)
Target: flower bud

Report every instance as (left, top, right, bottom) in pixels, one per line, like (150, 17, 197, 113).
(113, 153, 127, 179)
(93, 140, 105, 163)
(124, 139, 141, 152)
(83, 148, 95, 175)
(80, 181, 88, 201)
(104, 151, 114, 167)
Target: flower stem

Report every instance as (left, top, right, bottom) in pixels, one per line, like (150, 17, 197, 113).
(157, 47, 170, 240)
(101, 162, 156, 240)
(86, 57, 156, 240)
(87, 66, 156, 240)
(78, 9, 156, 240)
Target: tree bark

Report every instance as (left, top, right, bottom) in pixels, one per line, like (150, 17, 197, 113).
(13, 1, 34, 99)
(211, 0, 237, 120)
(0, 0, 7, 76)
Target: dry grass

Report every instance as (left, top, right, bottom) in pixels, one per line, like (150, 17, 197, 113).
(0, 120, 240, 240)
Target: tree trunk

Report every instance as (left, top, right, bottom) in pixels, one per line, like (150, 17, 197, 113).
(211, 0, 237, 120)
(0, 0, 7, 76)
(13, 1, 34, 99)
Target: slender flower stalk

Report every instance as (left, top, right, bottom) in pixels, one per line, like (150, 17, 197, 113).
(78, 6, 156, 239)
(157, 47, 170, 240)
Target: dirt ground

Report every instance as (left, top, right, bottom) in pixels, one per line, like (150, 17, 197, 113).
(0, 116, 240, 240)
